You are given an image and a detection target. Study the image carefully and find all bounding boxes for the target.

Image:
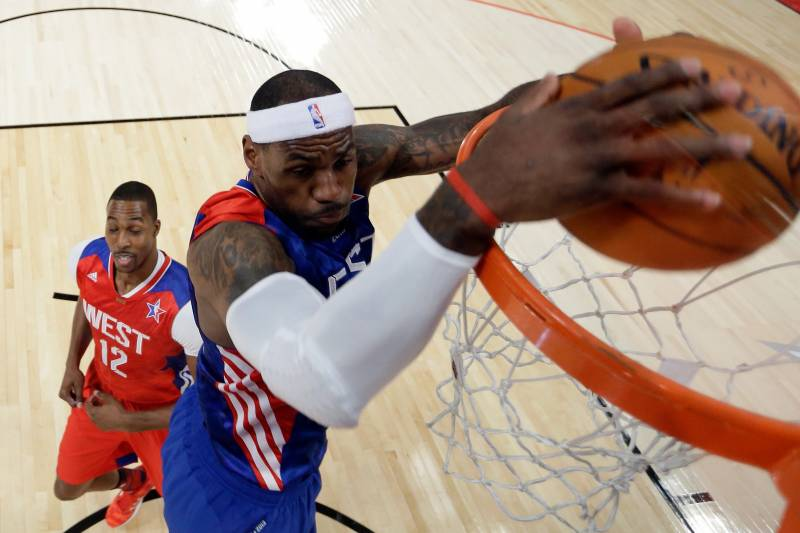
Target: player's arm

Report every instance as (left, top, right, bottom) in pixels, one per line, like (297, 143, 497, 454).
(186, 357, 197, 379)
(58, 298, 93, 407)
(172, 302, 203, 380)
(84, 390, 175, 432)
(109, 404, 175, 433)
(115, 404, 174, 432)
(353, 81, 536, 187)
(225, 60, 747, 430)
(187, 221, 295, 348)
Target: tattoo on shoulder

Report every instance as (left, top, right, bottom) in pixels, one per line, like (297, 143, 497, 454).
(189, 222, 294, 304)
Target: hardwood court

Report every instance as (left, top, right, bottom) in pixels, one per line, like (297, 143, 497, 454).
(1, 1, 798, 531)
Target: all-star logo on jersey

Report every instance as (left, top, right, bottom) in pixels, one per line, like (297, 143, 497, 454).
(146, 299, 167, 323)
(87, 271, 98, 282)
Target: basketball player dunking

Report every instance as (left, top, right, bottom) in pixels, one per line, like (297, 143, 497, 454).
(162, 19, 752, 532)
(55, 182, 202, 527)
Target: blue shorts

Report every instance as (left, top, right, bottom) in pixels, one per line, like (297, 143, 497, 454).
(162, 386, 320, 533)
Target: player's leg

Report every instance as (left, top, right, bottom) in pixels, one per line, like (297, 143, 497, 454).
(54, 406, 137, 500)
(127, 427, 168, 494)
(53, 470, 122, 501)
(261, 473, 321, 533)
(103, 426, 169, 527)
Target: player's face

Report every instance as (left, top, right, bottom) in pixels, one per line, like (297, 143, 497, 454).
(105, 200, 160, 274)
(245, 127, 357, 238)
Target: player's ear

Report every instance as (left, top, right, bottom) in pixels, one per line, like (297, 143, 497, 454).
(153, 219, 161, 237)
(243, 135, 259, 171)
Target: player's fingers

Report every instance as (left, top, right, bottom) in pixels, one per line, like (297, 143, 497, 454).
(87, 390, 102, 405)
(612, 17, 643, 44)
(604, 79, 741, 134)
(512, 73, 560, 115)
(605, 173, 721, 210)
(584, 59, 702, 110)
(599, 133, 751, 167)
(62, 383, 80, 407)
(58, 386, 71, 404)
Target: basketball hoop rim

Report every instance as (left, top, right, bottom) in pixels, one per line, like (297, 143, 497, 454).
(456, 106, 800, 506)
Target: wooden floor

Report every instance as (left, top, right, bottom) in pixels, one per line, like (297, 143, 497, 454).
(1, 1, 798, 531)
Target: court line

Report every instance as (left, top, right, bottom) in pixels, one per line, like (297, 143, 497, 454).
(63, 492, 375, 533)
(0, 6, 291, 69)
(49, 104, 691, 533)
(467, 0, 613, 41)
(0, 105, 407, 130)
(21, 5, 686, 529)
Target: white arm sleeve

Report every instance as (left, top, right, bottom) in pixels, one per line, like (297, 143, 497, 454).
(226, 215, 479, 428)
(171, 303, 203, 357)
(67, 237, 98, 284)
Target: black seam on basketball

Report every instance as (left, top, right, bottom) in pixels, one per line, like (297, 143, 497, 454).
(644, 47, 800, 111)
(640, 51, 799, 212)
(576, 48, 798, 216)
(566, 72, 605, 87)
(683, 110, 799, 213)
(626, 204, 756, 254)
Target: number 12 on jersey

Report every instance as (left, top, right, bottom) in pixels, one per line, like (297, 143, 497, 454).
(99, 338, 128, 378)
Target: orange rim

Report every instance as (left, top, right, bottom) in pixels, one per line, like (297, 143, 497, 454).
(457, 108, 800, 523)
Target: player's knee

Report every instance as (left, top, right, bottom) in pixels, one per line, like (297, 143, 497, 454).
(53, 478, 84, 501)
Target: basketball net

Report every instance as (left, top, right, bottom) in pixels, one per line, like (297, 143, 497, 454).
(429, 109, 800, 531)
(430, 220, 799, 531)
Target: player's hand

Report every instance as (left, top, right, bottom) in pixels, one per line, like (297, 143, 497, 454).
(84, 390, 129, 432)
(457, 60, 752, 223)
(58, 366, 85, 407)
(612, 17, 643, 44)
(612, 16, 693, 44)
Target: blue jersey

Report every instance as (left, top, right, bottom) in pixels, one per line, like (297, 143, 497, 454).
(189, 177, 374, 491)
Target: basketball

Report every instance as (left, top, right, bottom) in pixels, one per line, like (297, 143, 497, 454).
(556, 35, 800, 269)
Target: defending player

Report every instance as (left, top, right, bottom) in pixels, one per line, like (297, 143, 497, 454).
(55, 181, 201, 527)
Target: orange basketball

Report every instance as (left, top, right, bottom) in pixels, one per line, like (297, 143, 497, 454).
(556, 35, 800, 269)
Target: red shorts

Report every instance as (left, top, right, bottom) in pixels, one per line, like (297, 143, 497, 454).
(56, 405, 169, 494)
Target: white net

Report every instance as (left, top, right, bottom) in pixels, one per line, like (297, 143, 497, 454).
(429, 220, 800, 532)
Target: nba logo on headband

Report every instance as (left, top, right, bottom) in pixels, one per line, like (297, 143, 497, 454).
(246, 93, 354, 143)
(308, 103, 325, 129)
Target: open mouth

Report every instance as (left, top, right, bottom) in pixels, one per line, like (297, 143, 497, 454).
(114, 253, 135, 268)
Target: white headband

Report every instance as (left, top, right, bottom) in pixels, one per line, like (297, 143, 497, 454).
(246, 93, 355, 144)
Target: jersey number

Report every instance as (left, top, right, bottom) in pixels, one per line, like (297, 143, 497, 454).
(178, 366, 194, 393)
(99, 339, 128, 378)
(327, 240, 370, 295)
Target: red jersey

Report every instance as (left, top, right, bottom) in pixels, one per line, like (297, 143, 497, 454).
(70, 237, 200, 410)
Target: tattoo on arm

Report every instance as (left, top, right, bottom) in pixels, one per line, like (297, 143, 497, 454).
(189, 222, 294, 307)
(356, 112, 486, 183)
(356, 80, 539, 184)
